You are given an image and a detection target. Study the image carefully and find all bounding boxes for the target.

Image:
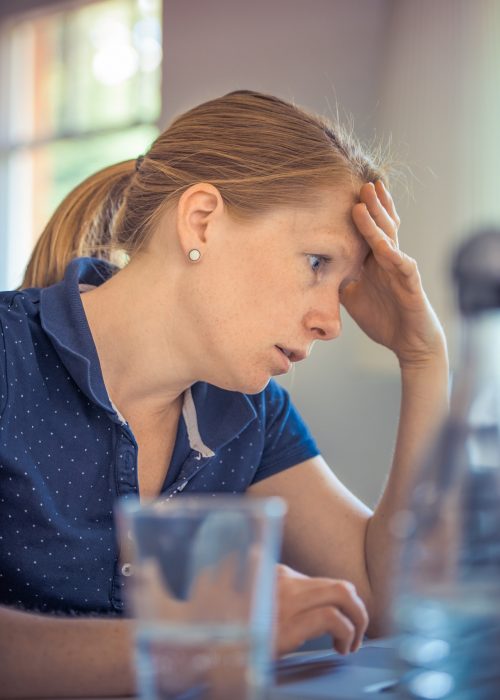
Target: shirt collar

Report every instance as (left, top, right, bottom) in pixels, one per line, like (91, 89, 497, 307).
(40, 257, 114, 416)
(39, 257, 257, 452)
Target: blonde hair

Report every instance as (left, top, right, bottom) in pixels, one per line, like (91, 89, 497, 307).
(22, 89, 389, 289)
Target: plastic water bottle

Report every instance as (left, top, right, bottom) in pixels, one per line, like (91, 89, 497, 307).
(391, 229, 500, 699)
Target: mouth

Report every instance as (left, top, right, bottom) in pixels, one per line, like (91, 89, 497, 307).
(275, 345, 307, 363)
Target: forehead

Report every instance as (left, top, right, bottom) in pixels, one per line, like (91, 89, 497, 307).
(280, 186, 369, 263)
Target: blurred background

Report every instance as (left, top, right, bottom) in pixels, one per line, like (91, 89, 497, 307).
(0, 0, 499, 507)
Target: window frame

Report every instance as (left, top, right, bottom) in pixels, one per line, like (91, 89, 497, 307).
(0, 0, 165, 289)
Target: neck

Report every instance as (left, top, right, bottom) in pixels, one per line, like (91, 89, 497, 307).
(80, 255, 195, 422)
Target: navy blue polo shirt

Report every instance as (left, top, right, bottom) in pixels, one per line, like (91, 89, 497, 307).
(0, 258, 320, 615)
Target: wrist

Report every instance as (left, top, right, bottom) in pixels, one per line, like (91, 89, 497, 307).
(397, 336, 449, 374)
(399, 347, 450, 410)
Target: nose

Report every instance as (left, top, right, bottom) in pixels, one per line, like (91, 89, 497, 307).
(304, 298, 342, 341)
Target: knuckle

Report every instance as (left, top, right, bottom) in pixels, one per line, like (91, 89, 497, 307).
(336, 580, 357, 598)
(276, 563, 294, 578)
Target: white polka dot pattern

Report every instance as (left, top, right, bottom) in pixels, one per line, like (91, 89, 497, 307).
(0, 258, 320, 615)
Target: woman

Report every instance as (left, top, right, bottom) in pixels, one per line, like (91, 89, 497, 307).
(0, 89, 448, 697)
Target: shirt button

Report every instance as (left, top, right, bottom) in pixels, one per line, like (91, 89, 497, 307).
(121, 563, 133, 576)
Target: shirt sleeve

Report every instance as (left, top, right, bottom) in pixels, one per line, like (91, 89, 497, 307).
(252, 379, 321, 483)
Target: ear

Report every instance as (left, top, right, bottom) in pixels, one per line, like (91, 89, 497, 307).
(176, 183, 225, 258)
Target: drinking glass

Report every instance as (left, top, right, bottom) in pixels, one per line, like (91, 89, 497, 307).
(117, 495, 286, 700)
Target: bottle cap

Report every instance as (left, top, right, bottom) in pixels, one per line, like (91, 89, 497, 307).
(452, 229, 500, 314)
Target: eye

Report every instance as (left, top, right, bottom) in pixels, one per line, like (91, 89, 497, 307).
(307, 254, 331, 274)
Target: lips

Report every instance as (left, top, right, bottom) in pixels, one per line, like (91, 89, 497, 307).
(275, 346, 292, 371)
(276, 346, 292, 358)
(275, 346, 307, 363)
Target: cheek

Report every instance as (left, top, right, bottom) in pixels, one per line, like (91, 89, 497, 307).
(208, 266, 265, 318)
(188, 273, 258, 345)
(190, 258, 300, 346)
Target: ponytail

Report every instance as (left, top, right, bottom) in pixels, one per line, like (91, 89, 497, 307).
(21, 160, 135, 289)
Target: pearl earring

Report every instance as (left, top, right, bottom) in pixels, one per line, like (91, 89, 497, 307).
(188, 249, 201, 262)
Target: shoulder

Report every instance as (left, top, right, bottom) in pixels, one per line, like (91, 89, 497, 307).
(247, 380, 320, 481)
(0, 288, 42, 344)
(0, 288, 42, 342)
(0, 288, 43, 416)
(0, 288, 41, 326)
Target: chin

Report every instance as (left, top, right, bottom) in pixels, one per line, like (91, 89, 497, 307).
(212, 369, 272, 396)
(239, 377, 271, 395)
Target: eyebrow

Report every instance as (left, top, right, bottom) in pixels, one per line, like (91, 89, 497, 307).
(314, 234, 355, 261)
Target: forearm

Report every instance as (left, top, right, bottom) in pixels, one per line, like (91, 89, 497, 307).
(0, 605, 136, 698)
(364, 349, 450, 635)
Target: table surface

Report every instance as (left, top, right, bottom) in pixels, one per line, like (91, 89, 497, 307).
(270, 636, 399, 699)
(58, 637, 401, 700)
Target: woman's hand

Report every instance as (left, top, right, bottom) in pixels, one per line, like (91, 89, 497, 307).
(274, 564, 369, 657)
(341, 181, 447, 369)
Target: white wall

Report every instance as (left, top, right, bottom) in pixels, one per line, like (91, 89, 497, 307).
(374, 0, 500, 363)
(162, 0, 392, 129)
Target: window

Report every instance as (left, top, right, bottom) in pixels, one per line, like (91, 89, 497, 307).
(0, 0, 162, 289)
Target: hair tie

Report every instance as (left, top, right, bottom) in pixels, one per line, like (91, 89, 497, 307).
(135, 155, 145, 172)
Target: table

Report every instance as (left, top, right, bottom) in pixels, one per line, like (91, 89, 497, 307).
(66, 637, 400, 700)
(270, 637, 399, 699)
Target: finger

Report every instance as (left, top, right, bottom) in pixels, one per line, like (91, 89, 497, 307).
(283, 578, 368, 652)
(352, 205, 420, 285)
(375, 179, 401, 229)
(276, 562, 308, 581)
(281, 606, 356, 656)
(360, 182, 398, 244)
(352, 203, 403, 272)
(313, 582, 368, 653)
